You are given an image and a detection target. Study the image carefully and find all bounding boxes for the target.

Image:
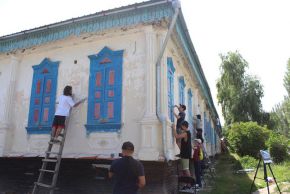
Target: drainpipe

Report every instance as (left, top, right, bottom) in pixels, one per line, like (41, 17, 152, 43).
(156, 0, 180, 161)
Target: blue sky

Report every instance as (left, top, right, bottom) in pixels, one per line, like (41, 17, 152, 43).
(1, 0, 289, 124)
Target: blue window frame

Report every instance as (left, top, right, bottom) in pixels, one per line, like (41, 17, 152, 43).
(85, 47, 124, 133)
(187, 89, 193, 129)
(214, 129, 217, 148)
(211, 126, 214, 144)
(204, 112, 213, 143)
(167, 58, 175, 122)
(204, 112, 209, 142)
(179, 76, 186, 104)
(26, 58, 59, 134)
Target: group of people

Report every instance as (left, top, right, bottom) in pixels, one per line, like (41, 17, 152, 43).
(51, 86, 204, 194)
(50, 86, 145, 194)
(172, 104, 205, 192)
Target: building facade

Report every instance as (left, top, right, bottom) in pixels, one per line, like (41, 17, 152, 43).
(0, 1, 221, 193)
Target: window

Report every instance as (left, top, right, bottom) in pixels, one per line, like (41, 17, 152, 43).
(26, 58, 59, 134)
(214, 129, 217, 148)
(179, 76, 186, 104)
(85, 47, 124, 133)
(204, 112, 211, 143)
(167, 58, 175, 122)
(187, 89, 193, 129)
(211, 127, 214, 144)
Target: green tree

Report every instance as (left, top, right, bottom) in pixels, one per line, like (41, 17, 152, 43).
(216, 51, 264, 125)
(266, 132, 288, 163)
(243, 75, 264, 122)
(284, 59, 290, 96)
(270, 58, 290, 137)
(227, 122, 269, 158)
(271, 100, 290, 137)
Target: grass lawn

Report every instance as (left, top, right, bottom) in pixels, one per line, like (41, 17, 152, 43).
(200, 153, 290, 194)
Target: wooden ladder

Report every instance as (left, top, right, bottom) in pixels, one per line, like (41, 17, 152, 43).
(32, 115, 71, 194)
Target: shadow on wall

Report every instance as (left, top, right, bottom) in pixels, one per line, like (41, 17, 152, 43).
(0, 158, 113, 194)
(0, 158, 179, 194)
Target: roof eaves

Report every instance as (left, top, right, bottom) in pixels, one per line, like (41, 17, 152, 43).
(176, 10, 219, 120)
(0, 0, 174, 53)
(0, 0, 170, 40)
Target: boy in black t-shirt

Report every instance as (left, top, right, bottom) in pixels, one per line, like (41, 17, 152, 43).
(173, 121, 193, 192)
(109, 142, 145, 194)
(173, 104, 186, 148)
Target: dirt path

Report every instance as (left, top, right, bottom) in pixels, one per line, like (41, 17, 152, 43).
(252, 182, 290, 194)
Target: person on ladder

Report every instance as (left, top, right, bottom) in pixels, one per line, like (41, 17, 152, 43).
(51, 85, 84, 141)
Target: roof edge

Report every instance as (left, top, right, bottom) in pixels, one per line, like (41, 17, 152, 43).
(175, 10, 220, 122)
(0, 0, 174, 53)
(0, 0, 169, 40)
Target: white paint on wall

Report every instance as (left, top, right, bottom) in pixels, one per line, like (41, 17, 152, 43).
(0, 23, 220, 159)
(165, 36, 220, 157)
(0, 26, 148, 158)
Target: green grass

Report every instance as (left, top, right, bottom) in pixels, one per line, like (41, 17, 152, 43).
(200, 153, 290, 194)
(254, 160, 290, 189)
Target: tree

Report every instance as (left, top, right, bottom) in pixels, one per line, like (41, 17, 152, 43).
(284, 59, 290, 96)
(243, 75, 264, 122)
(216, 51, 264, 125)
(271, 100, 290, 137)
(227, 122, 269, 158)
(270, 58, 290, 137)
(267, 132, 288, 163)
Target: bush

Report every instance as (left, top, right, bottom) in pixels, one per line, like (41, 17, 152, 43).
(233, 155, 258, 170)
(267, 133, 288, 163)
(227, 122, 269, 158)
(239, 155, 258, 169)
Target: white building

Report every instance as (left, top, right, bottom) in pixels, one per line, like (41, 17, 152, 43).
(0, 0, 221, 161)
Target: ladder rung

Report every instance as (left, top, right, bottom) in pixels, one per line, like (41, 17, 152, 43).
(39, 169, 56, 173)
(46, 151, 60, 155)
(49, 140, 62, 145)
(42, 159, 58, 163)
(59, 133, 64, 137)
(35, 182, 53, 188)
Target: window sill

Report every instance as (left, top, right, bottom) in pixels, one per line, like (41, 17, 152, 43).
(85, 123, 121, 133)
(26, 126, 51, 134)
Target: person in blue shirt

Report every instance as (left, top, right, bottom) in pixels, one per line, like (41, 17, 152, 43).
(109, 141, 146, 194)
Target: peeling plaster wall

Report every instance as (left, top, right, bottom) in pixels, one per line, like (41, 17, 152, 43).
(0, 23, 219, 159)
(165, 37, 219, 156)
(0, 26, 148, 158)
(166, 39, 198, 121)
(0, 57, 11, 124)
(0, 56, 19, 155)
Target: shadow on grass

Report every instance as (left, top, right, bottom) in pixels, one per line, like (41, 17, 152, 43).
(201, 153, 258, 194)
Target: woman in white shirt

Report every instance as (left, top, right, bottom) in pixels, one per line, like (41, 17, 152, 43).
(51, 85, 81, 140)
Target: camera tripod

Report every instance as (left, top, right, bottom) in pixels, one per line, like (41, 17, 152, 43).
(249, 157, 281, 194)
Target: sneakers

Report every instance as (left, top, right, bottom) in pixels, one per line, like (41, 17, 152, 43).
(179, 185, 190, 191)
(195, 184, 202, 188)
(179, 187, 195, 193)
(179, 185, 194, 193)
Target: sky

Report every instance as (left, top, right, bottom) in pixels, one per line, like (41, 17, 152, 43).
(0, 0, 289, 124)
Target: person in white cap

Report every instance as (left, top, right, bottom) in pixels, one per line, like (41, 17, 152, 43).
(193, 139, 202, 188)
